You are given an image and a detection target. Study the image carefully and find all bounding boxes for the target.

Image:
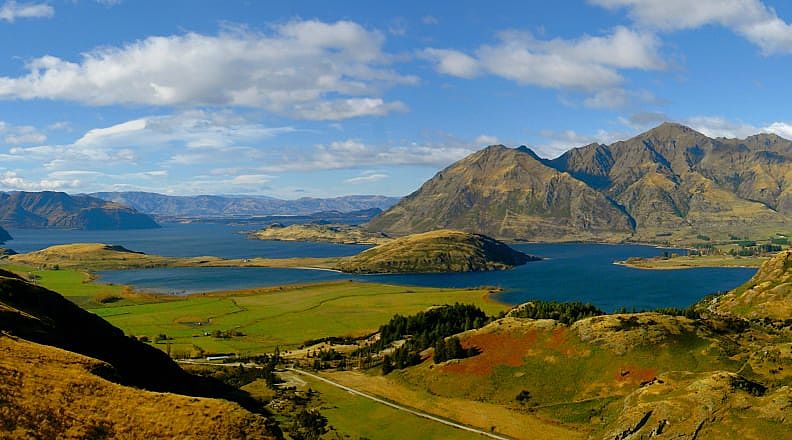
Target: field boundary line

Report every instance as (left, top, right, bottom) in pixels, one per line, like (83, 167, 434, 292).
(287, 367, 512, 440)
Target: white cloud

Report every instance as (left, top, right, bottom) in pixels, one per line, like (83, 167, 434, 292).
(0, 121, 46, 146)
(422, 16, 439, 25)
(685, 116, 760, 138)
(763, 122, 792, 139)
(420, 49, 480, 78)
(685, 116, 792, 139)
(617, 111, 670, 130)
(534, 128, 629, 158)
(0, 20, 416, 120)
(256, 139, 475, 173)
(422, 26, 663, 107)
(0, 171, 79, 191)
(474, 134, 499, 145)
(590, 0, 792, 54)
(0, 1, 53, 22)
(229, 174, 273, 185)
(6, 110, 294, 173)
(345, 172, 389, 184)
(583, 88, 656, 109)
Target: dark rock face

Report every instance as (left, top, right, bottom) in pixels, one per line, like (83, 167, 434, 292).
(369, 123, 792, 242)
(0, 191, 159, 230)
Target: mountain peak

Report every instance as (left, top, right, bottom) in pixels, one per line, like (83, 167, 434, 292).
(640, 122, 703, 138)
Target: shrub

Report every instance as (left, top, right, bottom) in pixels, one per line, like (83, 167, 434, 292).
(94, 292, 123, 304)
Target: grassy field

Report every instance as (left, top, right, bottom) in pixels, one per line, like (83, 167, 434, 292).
(0, 262, 507, 355)
(0, 263, 132, 307)
(95, 281, 506, 355)
(267, 372, 481, 440)
(322, 370, 586, 440)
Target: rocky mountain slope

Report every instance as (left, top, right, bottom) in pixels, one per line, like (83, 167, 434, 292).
(369, 123, 792, 243)
(367, 145, 634, 241)
(0, 226, 10, 243)
(0, 191, 159, 230)
(92, 191, 399, 217)
(336, 229, 538, 273)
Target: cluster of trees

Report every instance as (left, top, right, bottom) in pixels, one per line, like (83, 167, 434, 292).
(189, 352, 282, 390)
(288, 409, 328, 440)
(212, 329, 245, 339)
(300, 335, 363, 348)
(374, 303, 489, 351)
(728, 244, 782, 256)
(381, 344, 421, 374)
(433, 336, 477, 364)
(510, 301, 604, 324)
(359, 303, 489, 374)
(612, 305, 700, 319)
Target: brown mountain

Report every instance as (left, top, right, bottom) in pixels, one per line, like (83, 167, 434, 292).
(367, 145, 634, 241)
(0, 191, 159, 230)
(370, 123, 792, 243)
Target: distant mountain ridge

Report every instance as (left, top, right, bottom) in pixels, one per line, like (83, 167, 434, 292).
(369, 123, 792, 243)
(0, 191, 159, 230)
(91, 191, 400, 217)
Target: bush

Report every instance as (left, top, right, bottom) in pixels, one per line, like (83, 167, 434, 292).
(94, 292, 123, 304)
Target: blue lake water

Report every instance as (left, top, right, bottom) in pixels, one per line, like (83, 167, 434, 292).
(4, 223, 756, 312)
(4, 222, 368, 258)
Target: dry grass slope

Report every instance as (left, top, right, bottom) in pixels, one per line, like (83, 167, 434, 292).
(0, 336, 276, 440)
(252, 223, 392, 245)
(336, 229, 537, 273)
(712, 249, 792, 320)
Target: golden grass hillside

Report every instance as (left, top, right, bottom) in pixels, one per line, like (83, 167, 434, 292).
(336, 229, 538, 273)
(6, 242, 340, 271)
(711, 249, 792, 320)
(252, 223, 391, 245)
(0, 336, 278, 440)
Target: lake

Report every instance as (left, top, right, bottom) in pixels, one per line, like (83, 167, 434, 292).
(4, 222, 369, 258)
(5, 223, 756, 312)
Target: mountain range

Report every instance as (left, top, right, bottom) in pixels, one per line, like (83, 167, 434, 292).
(0, 191, 159, 231)
(368, 123, 792, 243)
(91, 191, 400, 218)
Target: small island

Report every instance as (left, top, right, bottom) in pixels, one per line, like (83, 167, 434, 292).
(335, 229, 540, 274)
(250, 223, 392, 245)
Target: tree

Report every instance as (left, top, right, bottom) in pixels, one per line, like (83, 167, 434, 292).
(515, 390, 531, 403)
(382, 355, 394, 375)
(433, 339, 447, 363)
(289, 409, 328, 440)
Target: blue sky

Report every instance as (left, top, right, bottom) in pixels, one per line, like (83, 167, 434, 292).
(1, 0, 791, 198)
